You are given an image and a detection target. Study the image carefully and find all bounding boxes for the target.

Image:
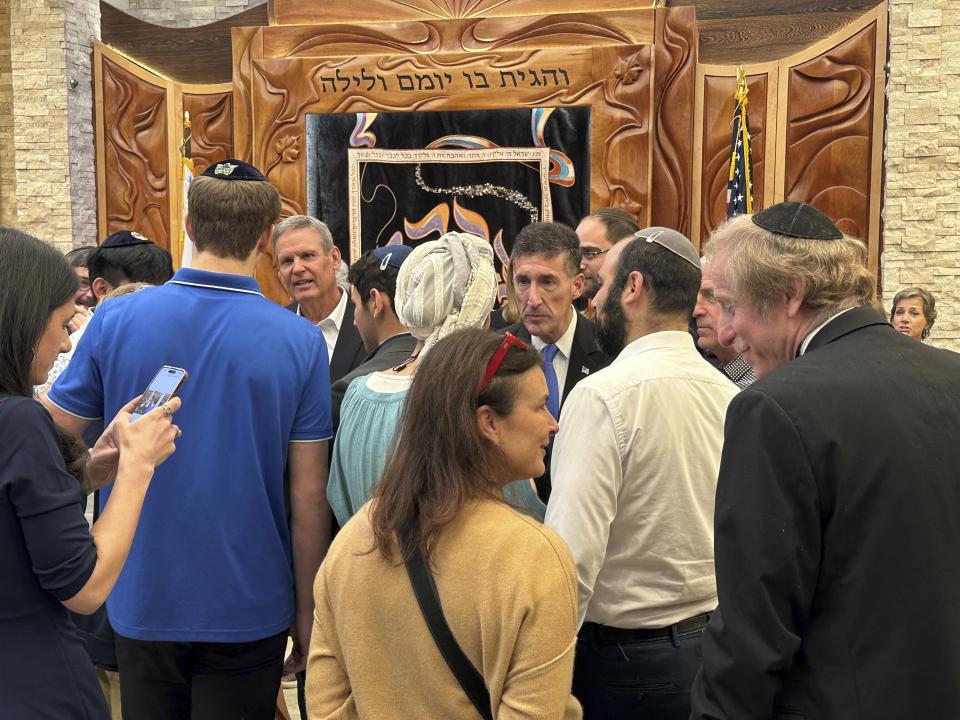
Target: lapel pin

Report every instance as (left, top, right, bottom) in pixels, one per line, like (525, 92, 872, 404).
(581, 366, 590, 375)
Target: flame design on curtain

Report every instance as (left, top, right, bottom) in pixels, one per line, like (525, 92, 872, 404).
(308, 106, 590, 295)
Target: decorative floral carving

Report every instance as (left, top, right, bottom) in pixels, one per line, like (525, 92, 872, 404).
(613, 57, 643, 85)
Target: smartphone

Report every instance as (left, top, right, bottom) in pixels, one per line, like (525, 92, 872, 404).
(130, 366, 189, 421)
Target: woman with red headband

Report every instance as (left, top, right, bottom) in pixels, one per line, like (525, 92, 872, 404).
(306, 327, 581, 719)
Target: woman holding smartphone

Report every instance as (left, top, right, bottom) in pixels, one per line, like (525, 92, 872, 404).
(0, 227, 181, 719)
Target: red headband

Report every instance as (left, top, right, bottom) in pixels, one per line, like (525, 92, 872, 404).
(479, 333, 528, 393)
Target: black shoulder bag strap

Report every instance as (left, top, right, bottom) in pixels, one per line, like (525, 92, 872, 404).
(402, 528, 493, 720)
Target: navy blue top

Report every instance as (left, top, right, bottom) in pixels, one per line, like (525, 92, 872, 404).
(49, 268, 333, 642)
(0, 396, 108, 719)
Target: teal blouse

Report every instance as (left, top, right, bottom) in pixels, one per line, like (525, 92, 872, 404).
(327, 375, 546, 526)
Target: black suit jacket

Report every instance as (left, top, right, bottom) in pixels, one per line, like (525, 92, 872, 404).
(691, 307, 960, 719)
(502, 313, 612, 500)
(285, 295, 366, 383)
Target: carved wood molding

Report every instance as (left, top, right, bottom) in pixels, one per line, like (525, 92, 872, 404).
(269, 0, 656, 25)
(650, 6, 698, 234)
(94, 44, 174, 249)
(256, 11, 655, 59)
(241, 45, 652, 222)
(232, 26, 262, 164)
(775, 2, 887, 271)
(183, 89, 234, 176)
(692, 2, 886, 273)
(95, 43, 242, 270)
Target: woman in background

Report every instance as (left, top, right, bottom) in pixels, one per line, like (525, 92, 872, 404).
(0, 227, 180, 719)
(308, 328, 581, 719)
(890, 286, 937, 342)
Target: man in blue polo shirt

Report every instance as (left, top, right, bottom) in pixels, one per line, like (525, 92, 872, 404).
(43, 160, 333, 719)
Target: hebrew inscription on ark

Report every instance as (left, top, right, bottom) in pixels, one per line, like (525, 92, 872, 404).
(318, 66, 572, 93)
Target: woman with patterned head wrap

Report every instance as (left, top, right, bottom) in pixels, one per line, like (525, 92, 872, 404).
(327, 231, 543, 526)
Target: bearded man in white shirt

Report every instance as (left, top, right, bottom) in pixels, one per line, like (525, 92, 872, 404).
(545, 227, 737, 720)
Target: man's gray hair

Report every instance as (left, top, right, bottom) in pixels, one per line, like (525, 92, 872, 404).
(272, 215, 335, 254)
(704, 213, 877, 327)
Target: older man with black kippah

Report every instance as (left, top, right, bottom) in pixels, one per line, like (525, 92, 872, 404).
(690, 202, 960, 719)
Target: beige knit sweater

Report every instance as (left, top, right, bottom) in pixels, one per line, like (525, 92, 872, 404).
(306, 499, 583, 719)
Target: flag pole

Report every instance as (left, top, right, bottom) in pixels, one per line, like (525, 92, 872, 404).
(726, 65, 754, 218)
(179, 111, 194, 268)
(735, 67, 753, 213)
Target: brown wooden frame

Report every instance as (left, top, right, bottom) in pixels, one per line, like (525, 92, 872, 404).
(691, 2, 887, 274)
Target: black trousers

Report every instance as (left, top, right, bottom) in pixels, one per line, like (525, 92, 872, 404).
(115, 631, 286, 720)
(296, 670, 307, 719)
(573, 615, 709, 720)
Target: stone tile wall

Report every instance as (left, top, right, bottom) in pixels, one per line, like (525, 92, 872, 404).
(8, 0, 73, 250)
(884, 0, 960, 349)
(1, 1, 261, 250)
(2, 0, 98, 250)
(0, 2, 15, 226)
(118, 0, 265, 27)
(66, 0, 101, 247)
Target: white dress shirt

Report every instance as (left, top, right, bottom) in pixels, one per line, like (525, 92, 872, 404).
(546, 330, 738, 629)
(530, 308, 577, 394)
(798, 306, 858, 356)
(299, 288, 347, 362)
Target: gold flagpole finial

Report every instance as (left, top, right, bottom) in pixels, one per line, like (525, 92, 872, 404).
(735, 65, 748, 105)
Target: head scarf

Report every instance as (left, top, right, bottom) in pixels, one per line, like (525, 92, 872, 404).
(395, 231, 497, 357)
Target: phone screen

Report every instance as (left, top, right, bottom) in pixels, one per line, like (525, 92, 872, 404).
(130, 366, 188, 421)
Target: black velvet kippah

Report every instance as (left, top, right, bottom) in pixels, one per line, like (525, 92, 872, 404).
(101, 230, 154, 248)
(752, 202, 842, 240)
(200, 159, 267, 181)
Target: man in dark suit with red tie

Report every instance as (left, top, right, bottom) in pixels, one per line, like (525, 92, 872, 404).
(503, 222, 612, 501)
(690, 202, 960, 719)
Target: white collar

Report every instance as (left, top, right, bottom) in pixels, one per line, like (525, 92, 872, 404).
(530, 308, 578, 359)
(798, 306, 858, 356)
(615, 330, 694, 363)
(167, 280, 263, 297)
(298, 287, 348, 330)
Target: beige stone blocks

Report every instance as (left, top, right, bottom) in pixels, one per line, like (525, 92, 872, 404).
(886, 0, 960, 350)
(1, 1, 258, 248)
(123, 0, 265, 27)
(0, 0, 99, 250)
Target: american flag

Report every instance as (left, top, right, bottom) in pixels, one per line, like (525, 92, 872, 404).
(726, 66, 754, 218)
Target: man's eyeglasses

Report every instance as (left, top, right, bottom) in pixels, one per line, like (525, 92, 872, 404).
(581, 247, 610, 260)
(479, 333, 528, 393)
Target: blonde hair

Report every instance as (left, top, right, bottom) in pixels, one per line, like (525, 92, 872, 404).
(704, 213, 877, 326)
